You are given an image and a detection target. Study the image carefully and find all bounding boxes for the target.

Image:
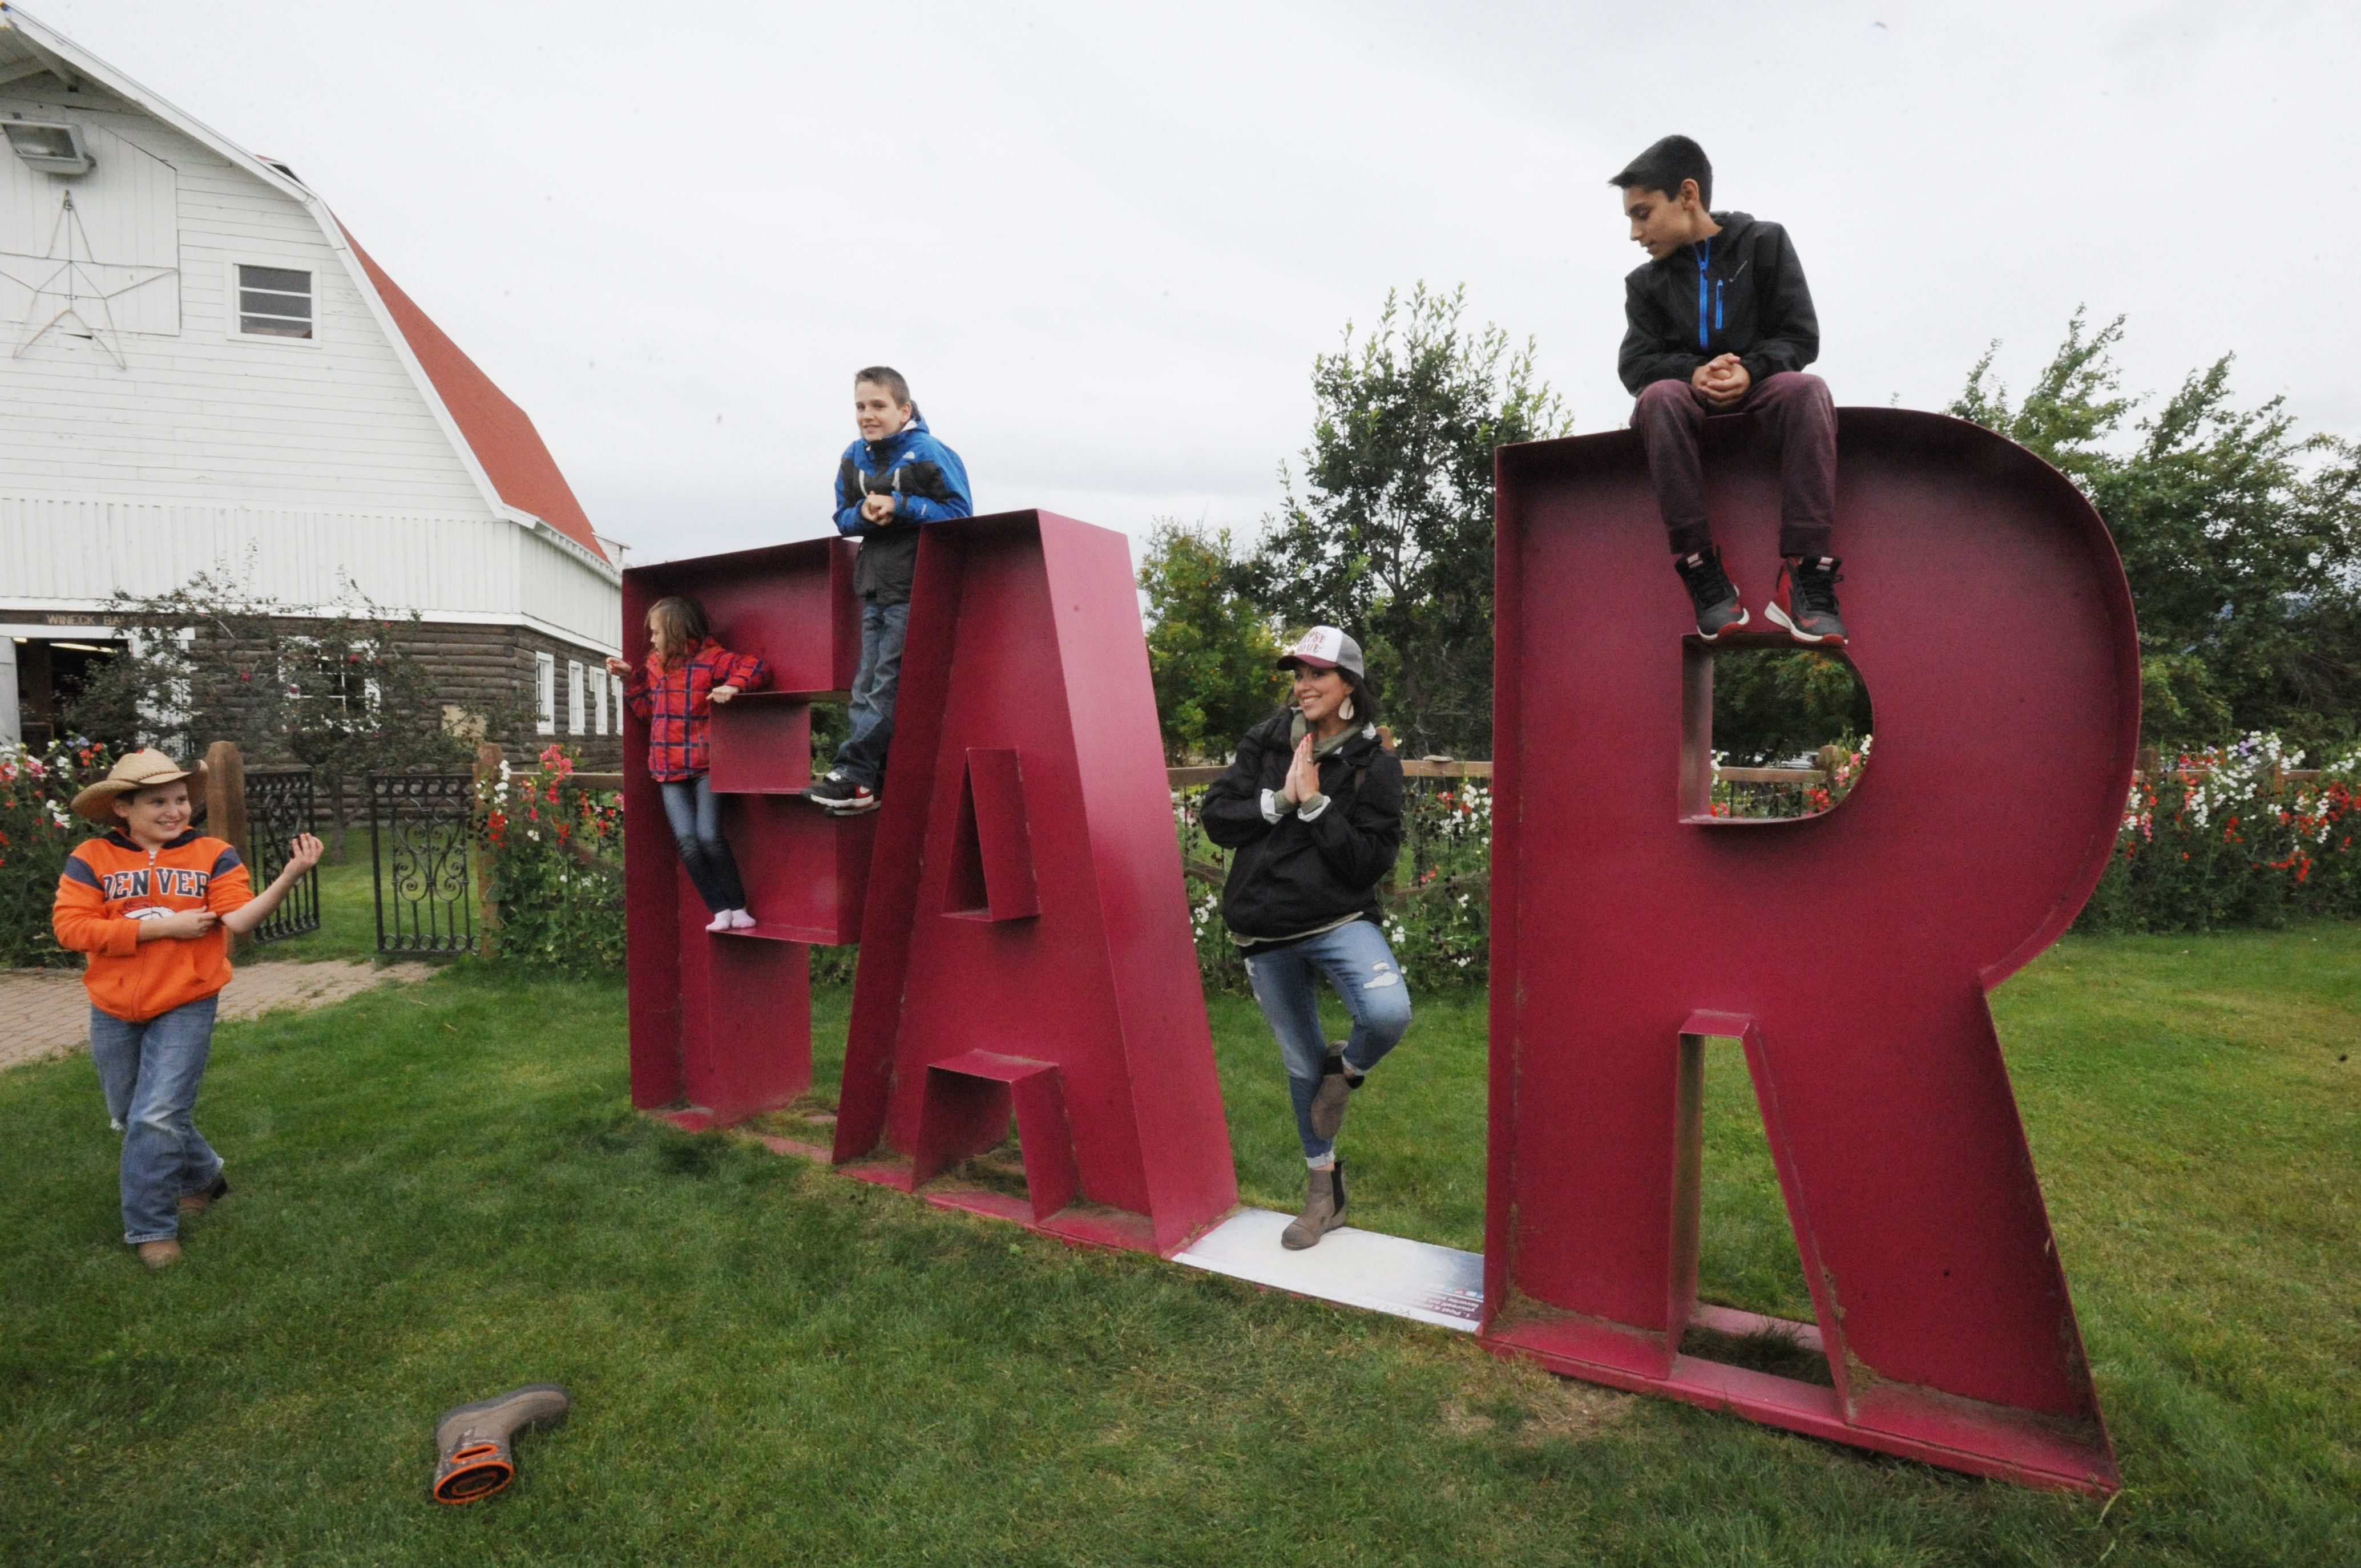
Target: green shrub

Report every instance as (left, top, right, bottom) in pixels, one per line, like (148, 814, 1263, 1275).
(474, 745, 625, 976)
(0, 741, 115, 969)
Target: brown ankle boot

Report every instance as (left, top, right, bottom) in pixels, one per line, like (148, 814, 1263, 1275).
(179, 1174, 229, 1215)
(1281, 1161, 1347, 1250)
(1309, 1046, 1352, 1140)
(136, 1239, 181, 1269)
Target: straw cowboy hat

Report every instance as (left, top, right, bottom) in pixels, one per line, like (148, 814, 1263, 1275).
(70, 749, 204, 824)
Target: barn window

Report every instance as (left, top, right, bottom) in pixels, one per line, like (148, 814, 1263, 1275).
(567, 661, 586, 735)
(535, 653, 556, 735)
(591, 668, 610, 736)
(612, 675, 626, 735)
(237, 264, 313, 338)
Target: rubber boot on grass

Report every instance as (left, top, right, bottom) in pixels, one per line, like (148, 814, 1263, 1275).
(1282, 1161, 1347, 1250)
(432, 1384, 571, 1504)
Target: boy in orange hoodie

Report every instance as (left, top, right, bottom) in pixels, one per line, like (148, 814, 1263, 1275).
(52, 749, 321, 1268)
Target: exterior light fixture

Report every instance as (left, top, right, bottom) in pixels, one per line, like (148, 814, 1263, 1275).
(4, 120, 94, 176)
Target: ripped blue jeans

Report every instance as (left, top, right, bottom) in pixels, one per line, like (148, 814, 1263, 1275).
(1242, 918, 1412, 1161)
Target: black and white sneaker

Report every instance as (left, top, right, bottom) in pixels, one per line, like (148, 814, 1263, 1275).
(806, 771, 858, 805)
(1766, 556, 1849, 645)
(1674, 547, 1750, 639)
(808, 771, 881, 815)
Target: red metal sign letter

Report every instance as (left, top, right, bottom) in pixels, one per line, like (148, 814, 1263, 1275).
(1485, 410, 2137, 1490)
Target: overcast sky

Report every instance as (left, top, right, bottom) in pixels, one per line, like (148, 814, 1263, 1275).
(35, 0, 2361, 568)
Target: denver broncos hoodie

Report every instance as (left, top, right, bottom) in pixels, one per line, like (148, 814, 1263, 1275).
(53, 829, 253, 1021)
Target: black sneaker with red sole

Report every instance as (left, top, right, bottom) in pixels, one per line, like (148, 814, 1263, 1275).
(807, 772, 881, 815)
(1674, 547, 1750, 639)
(1766, 555, 1849, 645)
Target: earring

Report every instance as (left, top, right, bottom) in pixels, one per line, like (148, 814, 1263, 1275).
(1339, 696, 1355, 722)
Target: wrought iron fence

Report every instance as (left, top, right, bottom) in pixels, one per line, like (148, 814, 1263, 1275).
(243, 767, 321, 944)
(369, 773, 475, 955)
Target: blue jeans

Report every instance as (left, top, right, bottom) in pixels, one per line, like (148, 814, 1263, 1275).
(90, 995, 224, 1244)
(832, 599, 910, 790)
(1242, 919, 1412, 1161)
(659, 774, 746, 914)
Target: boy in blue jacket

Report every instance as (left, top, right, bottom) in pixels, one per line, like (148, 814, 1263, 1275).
(1612, 135, 1847, 645)
(807, 367, 972, 814)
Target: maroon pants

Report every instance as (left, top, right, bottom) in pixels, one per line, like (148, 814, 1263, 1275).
(1633, 370, 1837, 559)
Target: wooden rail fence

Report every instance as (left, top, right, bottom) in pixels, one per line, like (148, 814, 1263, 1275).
(558, 752, 2330, 799)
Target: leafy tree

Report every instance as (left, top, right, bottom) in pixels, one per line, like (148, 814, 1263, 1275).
(1710, 648, 1872, 766)
(64, 570, 285, 757)
(66, 571, 471, 858)
(1954, 312, 2361, 749)
(278, 606, 470, 858)
(1241, 284, 1570, 757)
(1137, 522, 1289, 761)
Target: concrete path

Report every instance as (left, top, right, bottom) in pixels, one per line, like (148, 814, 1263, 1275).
(1, 960, 437, 1072)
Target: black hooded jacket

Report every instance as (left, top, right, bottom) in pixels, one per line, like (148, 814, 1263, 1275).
(1617, 211, 1819, 395)
(1200, 711, 1405, 943)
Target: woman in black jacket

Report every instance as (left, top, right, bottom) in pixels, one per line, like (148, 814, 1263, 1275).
(1200, 627, 1410, 1250)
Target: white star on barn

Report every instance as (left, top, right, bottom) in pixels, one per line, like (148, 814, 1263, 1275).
(0, 188, 175, 366)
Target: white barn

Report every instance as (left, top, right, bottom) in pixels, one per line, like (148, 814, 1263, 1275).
(0, 4, 623, 761)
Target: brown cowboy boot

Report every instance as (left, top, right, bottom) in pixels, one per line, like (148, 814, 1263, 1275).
(431, 1384, 571, 1504)
(179, 1174, 229, 1215)
(1281, 1161, 1348, 1250)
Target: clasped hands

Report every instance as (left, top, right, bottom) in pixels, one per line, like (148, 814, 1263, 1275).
(859, 490, 899, 526)
(1277, 734, 1322, 810)
(1692, 353, 1751, 410)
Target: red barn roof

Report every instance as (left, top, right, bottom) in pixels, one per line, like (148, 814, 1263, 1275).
(344, 232, 608, 564)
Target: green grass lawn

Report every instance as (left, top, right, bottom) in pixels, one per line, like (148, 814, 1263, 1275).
(2, 924, 2355, 1565)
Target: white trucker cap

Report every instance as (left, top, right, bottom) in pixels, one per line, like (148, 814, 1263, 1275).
(1277, 625, 1364, 678)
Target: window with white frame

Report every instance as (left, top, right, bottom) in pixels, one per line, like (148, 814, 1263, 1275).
(236, 264, 313, 338)
(591, 667, 610, 736)
(612, 676, 627, 735)
(567, 661, 586, 735)
(535, 652, 556, 734)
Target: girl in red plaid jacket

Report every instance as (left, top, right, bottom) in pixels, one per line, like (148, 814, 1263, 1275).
(607, 596, 771, 932)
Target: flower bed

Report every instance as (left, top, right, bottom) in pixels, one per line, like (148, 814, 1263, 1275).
(0, 741, 115, 968)
(1173, 733, 2358, 990)
(2084, 735, 2361, 932)
(473, 745, 626, 976)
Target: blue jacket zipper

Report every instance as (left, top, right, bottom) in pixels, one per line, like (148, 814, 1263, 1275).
(1696, 241, 1710, 349)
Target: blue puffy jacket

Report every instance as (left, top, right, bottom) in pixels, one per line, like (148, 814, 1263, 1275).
(833, 413, 973, 604)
